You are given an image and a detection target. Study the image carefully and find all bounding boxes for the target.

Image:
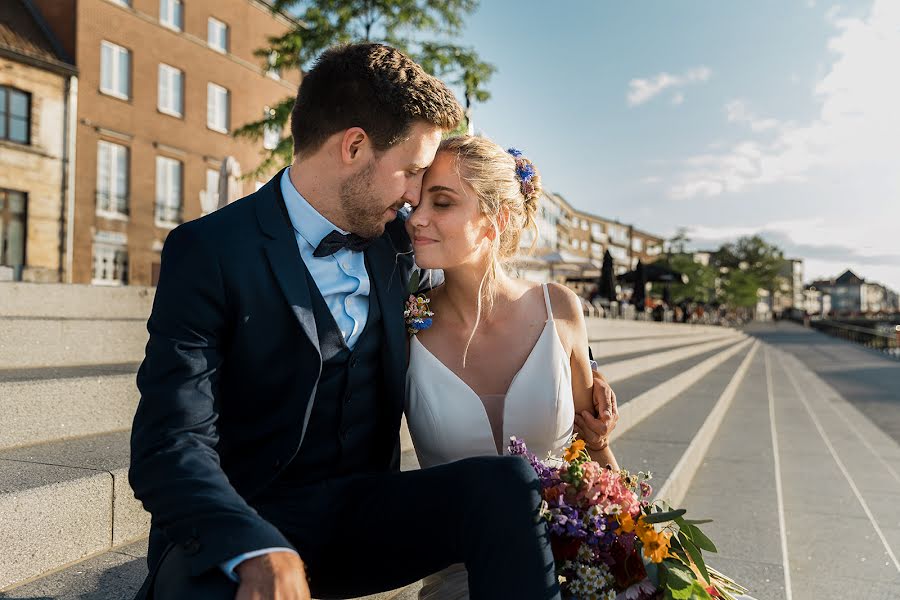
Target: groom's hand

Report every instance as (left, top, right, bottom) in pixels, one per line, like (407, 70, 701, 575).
(575, 370, 618, 451)
(235, 550, 310, 600)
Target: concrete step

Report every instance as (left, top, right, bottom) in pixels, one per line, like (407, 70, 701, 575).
(0, 538, 423, 600)
(600, 334, 746, 384)
(590, 331, 738, 361)
(0, 282, 154, 320)
(610, 338, 753, 439)
(0, 365, 139, 450)
(612, 341, 757, 494)
(585, 318, 734, 341)
(0, 318, 148, 368)
(0, 431, 148, 590)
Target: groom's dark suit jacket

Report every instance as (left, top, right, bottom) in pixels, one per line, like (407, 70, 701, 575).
(128, 169, 416, 592)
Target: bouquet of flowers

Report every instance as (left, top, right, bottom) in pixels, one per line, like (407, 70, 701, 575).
(509, 436, 749, 600)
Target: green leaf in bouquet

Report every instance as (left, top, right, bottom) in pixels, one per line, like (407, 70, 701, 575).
(687, 580, 715, 600)
(407, 270, 422, 295)
(678, 532, 711, 587)
(664, 562, 696, 600)
(643, 508, 687, 524)
(685, 519, 713, 525)
(685, 523, 717, 553)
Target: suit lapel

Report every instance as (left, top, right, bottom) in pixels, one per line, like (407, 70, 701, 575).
(366, 235, 409, 410)
(256, 169, 321, 359)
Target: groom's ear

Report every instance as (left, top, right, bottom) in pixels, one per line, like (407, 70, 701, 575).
(341, 127, 370, 164)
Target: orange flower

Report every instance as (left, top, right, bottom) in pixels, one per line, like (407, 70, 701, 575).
(564, 439, 586, 462)
(641, 529, 672, 563)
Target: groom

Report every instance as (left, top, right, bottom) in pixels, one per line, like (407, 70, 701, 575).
(129, 42, 617, 600)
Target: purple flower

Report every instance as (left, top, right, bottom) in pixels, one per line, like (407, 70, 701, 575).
(507, 147, 524, 158)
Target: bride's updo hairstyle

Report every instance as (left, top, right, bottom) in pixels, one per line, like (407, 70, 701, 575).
(437, 135, 542, 364)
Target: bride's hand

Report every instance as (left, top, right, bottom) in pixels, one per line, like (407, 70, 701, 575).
(575, 371, 618, 451)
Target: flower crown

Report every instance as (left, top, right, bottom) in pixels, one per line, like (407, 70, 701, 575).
(507, 147, 537, 199)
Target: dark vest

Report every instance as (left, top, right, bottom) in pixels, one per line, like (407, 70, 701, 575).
(275, 263, 390, 485)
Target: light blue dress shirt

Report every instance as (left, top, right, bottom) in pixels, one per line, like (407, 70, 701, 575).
(220, 167, 373, 581)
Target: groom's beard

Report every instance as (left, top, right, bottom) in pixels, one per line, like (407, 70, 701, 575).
(340, 161, 392, 239)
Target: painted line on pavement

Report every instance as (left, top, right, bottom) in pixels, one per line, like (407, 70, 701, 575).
(764, 346, 794, 600)
(777, 348, 900, 574)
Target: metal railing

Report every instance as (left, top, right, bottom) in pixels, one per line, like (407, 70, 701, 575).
(811, 319, 900, 359)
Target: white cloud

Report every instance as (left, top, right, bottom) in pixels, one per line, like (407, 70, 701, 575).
(724, 99, 780, 131)
(671, 92, 685, 105)
(627, 67, 711, 106)
(669, 0, 900, 202)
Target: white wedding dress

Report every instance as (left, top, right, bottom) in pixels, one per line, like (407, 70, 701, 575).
(405, 284, 573, 600)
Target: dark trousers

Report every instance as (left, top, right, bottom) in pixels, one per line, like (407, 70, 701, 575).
(152, 456, 560, 599)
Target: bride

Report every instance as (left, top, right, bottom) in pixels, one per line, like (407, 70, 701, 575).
(404, 136, 619, 599)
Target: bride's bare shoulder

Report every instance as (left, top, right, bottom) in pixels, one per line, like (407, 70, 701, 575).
(544, 282, 587, 327)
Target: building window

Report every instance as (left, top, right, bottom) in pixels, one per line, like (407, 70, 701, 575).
(157, 64, 184, 117)
(100, 41, 131, 100)
(110, 0, 131, 6)
(207, 83, 229, 133)
(96, 141, 129, 218)
(581, 240, 588, 251)
(0, 87, 30, 144)
(632, 237, 643, 252)
(0, 190, 26, 281)
(159, 0, 184, 31)
(208, 17, 228, 52)
(92, 234, 128, 285)
(156, 156, 183, 227)
(201, 168, 220, 215)
(581, 219, 589, 231)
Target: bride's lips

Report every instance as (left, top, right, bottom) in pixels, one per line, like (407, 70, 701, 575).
(413, 235, 438, 246)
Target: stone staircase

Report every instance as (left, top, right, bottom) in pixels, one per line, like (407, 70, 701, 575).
(2, 282, 898, 599)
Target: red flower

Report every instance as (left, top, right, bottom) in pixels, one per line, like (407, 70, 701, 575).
(706, 586, 723, 598)
(550, 535, 582, 562)
(608, 535, 647, 589)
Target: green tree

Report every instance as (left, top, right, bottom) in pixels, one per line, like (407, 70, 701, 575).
(719, 268, 760, 309)
(712, 235, 785, 293)
(234, 0, 494, 177)
(656, 253, 717, 304)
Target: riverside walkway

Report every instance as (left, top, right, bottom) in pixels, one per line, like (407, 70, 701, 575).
(1, 283, 898, 599)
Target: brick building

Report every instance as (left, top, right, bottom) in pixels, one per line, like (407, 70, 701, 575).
(31, 0, 300, 285)
(0, 0, 77, 282)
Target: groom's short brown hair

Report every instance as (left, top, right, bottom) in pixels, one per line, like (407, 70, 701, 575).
(290, 43, 463, 157)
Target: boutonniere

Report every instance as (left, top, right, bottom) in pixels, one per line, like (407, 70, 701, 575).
(405, 269, 434, 335)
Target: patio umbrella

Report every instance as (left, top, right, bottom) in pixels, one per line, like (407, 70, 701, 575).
(632, 260, 647, 312)
(662, 285, 672, 306)
(597, 250, 617, 302)
(619, 262, 688, 285)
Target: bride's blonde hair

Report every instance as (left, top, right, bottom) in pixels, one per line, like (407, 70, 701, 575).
(438, 135, 542, 366)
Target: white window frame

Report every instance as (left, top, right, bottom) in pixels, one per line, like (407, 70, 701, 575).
(159, 0, 184, 31)
(207, 17, 228, 53)
(91, 232, 129, 286)
(96, 141, 129, 219)
(100, 41, 130, 100)
(202, 168, 220, 215)
(207, 83, 230, 133)
(155, 156, 183, 228)
(157, 63, 184, 117)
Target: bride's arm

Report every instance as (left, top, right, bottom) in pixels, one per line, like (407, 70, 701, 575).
(547, 284, 619, 470)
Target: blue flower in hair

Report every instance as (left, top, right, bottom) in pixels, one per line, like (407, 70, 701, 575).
(516, 162, 536, 182)
(507, 148, 524, 158)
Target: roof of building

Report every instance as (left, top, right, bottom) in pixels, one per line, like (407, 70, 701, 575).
(835, 269, 865, 285)
(0, 0, 75, 74)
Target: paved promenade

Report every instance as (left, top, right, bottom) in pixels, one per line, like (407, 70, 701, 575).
(2, 282, 899, 599)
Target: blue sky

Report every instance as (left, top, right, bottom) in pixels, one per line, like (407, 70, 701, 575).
(455, 0, 899, 290)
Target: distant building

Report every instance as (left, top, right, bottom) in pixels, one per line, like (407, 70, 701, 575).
(0, 0, 77, 282)
(28, 0, 300, 285)
(811, 269, 898, 314)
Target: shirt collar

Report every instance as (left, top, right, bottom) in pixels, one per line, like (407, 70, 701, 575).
(280, 166, 346, 250)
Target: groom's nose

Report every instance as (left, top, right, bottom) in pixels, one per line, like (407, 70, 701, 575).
(403, 178, 423, 207)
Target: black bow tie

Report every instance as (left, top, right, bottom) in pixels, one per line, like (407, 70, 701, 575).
(313, 230, 374, 258)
